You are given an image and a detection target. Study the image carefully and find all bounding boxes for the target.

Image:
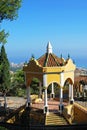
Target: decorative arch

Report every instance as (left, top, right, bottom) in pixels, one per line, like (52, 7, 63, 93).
(47, 81, 60, 88)
(63, 78, 74, 102)
(26, 73, 43, 86)
(47, 82, 60, 99)
(64, 78, 74, 86)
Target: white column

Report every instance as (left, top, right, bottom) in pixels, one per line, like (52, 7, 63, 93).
(59, 71, 64, 113)
(60, 72, 64, 102)
(60, 72, 64, 86)
(44, 88, 48, 106)
(70, 84, 74, 104)
(51, 82, 55, 98)
(43, 73, 47, 87)
(69, 84, 71, 102)
(26, 87, 31, 107)
(60, 87, 63, 104)
(43, 73, 49, 114)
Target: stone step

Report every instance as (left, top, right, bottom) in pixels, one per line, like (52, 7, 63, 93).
(45, 112, 68, 125)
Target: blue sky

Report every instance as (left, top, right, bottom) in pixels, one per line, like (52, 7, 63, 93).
(1, 0, 87, 68)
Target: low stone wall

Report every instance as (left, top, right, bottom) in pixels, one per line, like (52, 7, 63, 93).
(74, 103, 87, 124)
(63, 103, 87, 124)
(4, 105, 25, 124)
(63, 104, 74, 124)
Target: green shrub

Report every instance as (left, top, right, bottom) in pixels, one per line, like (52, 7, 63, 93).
(16, 88, 26, 97)
(0, 126, 8, 130)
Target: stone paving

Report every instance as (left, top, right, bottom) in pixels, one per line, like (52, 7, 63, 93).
(0, 96, 68, 113)
(0, 96, 26, 122)
(1, 96, 87, 119)
(0, 96, 87, 112)
(0, 96, 26, 110)
(32, 99, 68, 112)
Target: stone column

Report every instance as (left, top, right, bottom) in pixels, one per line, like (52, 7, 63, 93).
(70, 84, 74, 104)
(51, 82, 55, 99)
(44, 88, 48, 106)
(4, 92, 7, 109)
(59, 71, 64, 113)
(26, 87, 31, 107)
(39, 82, 42, 99)
(59, 87, 64, 113)
(60, 87, 63, 104)
(43, 73, 49, 114)
(24, 72, 31, 107)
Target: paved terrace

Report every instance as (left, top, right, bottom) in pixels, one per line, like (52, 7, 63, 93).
(0, 96, 87, 112)
(0, 97, 26, 110)
(31, 99, 68, 112)
(0, 96, 87, 111)
(0, 97, 26, 122)
(0, 97, 68, 112)
(0, 96, 87, 122)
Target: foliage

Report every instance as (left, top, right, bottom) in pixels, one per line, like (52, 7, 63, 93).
(30, 78, 39, 95)
(8, 69, 25, 97)
(16, 88, 26, 97)
(0, 45, 10, 92)
(0, 0, 22, 22)
(13, 69, 24, 84)
(0, 0, 22, 44)
(0, 30, 9, 44)
(0, 126, 8, 130)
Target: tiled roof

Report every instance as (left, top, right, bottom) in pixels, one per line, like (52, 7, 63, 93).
(37, 53, 65, 67)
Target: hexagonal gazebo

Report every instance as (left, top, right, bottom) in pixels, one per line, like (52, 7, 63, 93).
(23, 42, 76, 113)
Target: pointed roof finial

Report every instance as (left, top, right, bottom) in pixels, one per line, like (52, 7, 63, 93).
(68, 54, 70, 59)
(47, 41, 52, 54)
(60, 54, 62, 59)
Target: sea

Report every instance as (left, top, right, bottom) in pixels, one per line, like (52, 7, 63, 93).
(9, 56, 87, 69)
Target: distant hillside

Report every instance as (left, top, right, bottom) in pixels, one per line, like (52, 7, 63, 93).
(10, 62, 24, 72)
(10, 62, 87, 74)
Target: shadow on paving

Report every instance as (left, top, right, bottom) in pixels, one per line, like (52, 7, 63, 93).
(1, 123, 87, 130)
(0, 106, 15, 122)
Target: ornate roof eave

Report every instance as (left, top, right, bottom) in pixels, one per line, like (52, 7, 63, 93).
(43, 66, 65, 73)
(64, 58, 76, 71)
(30, 58, 42, 67)
(42, 58, 76, 73)
(23, 58, 43, 72)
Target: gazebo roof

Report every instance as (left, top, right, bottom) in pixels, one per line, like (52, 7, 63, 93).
(37, 53, 65, 67)
(37, 42, 67, 67)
